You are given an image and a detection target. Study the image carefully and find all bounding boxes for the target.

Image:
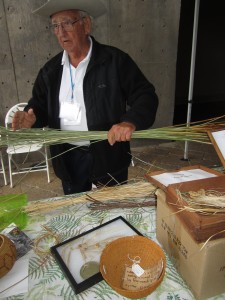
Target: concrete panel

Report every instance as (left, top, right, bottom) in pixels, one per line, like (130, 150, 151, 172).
(91, 0, 109, 44)
(4, 0, 61, 102)
(0, 0, 17, 123)
(140, 61, 176, 128)
(107, 0, 180, 127)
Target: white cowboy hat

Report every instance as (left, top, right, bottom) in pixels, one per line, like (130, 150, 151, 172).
(32, 0, 106, 18)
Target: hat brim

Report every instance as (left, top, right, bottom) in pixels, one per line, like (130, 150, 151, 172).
(32, 0, 106, 18)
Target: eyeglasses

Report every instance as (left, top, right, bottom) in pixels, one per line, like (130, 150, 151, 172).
(50, 17, 84, 33)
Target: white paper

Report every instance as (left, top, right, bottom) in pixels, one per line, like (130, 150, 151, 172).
(1, 223, 17, 234)
(0, 257, 29, 299)
(59, 102, 82, 125)
(212, 130, 225, 159)
(151, 168, 217, 187)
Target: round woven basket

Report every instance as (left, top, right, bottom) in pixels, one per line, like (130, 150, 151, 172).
(0, 234, 17, 278)
(100, 235, 166, 299)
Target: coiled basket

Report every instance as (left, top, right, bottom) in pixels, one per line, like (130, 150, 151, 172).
(0, 234, 17, 278)
(100, 235, 166, 299)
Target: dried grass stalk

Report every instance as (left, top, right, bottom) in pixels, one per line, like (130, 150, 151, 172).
(176, 188, 225, 215)
(24, 180, 156, 215)
(1, 115, 225, 147)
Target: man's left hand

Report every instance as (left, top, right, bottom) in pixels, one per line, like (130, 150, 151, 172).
(107, 122, 136, 146)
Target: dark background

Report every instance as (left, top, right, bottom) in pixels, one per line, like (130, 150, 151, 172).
(174, 0, 225, 124)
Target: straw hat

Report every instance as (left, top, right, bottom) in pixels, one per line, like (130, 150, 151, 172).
(32, 0, 107, 18)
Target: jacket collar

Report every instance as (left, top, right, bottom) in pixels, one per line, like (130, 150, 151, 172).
(87, 36, 111, 72)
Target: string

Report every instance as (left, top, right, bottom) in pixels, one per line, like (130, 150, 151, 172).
(69, 62, 75, 101)
(33, 225, 61, 257)
(127, 254, 141, 265)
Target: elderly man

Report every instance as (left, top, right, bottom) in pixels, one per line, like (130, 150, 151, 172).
(12, 0, 158, 195)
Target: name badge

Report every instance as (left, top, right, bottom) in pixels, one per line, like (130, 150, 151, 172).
(59, 102, 82, 125)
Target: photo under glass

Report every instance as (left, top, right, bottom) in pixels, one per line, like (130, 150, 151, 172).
(51, 216, 142, 294)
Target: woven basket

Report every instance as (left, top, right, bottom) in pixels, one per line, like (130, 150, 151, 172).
(100, 236, 166, 299)
(0, 234, 17, 278)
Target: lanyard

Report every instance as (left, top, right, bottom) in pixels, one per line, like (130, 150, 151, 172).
(69, 62, 75, 101)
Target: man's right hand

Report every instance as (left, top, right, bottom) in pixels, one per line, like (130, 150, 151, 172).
(12, 108, 36, 130)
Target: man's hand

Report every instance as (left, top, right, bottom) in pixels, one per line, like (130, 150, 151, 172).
(107, 122, 136, 146)
(12, 108, 36, 130)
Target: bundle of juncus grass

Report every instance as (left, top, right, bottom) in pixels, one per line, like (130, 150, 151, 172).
(176, 188, 225, 215)
(188, 189, 225, 208)
(24, 180, 156, 215)
(1, 116, 225, 147)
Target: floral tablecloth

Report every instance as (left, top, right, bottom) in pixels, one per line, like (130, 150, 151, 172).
(1, 196, 225, 300)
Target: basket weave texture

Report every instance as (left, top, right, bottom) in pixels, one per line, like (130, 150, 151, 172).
(100, 235, 166, 299)
(0, 234, 17, 278)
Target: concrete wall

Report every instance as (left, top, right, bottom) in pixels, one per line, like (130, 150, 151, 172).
(0, 0, 181, 128)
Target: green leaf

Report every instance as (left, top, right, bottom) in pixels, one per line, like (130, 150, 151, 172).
(0, 194, 28, 230)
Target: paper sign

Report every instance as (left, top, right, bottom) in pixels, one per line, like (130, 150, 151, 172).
(122, 260, 163, 291)
(151, 169, 217, 187)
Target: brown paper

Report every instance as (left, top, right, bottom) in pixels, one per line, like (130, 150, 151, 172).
(122, 261, 163, 291)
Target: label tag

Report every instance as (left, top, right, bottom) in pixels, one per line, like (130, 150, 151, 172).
(132, 263, 144, 277)
(59, 102, 82, 125)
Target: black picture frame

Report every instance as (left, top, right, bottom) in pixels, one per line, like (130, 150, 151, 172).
(50, 216, 142, 294)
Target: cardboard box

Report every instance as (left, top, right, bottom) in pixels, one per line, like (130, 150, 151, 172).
(156, 189, 225, 300)
(145, 165, 224, 191)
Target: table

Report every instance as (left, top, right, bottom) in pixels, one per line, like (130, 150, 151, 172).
(1, 194, 225, 300)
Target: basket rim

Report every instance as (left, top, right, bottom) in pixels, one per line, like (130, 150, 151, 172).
(0, 234, 8, 251)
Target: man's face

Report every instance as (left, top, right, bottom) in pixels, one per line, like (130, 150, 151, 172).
(51, 10, 91, 53)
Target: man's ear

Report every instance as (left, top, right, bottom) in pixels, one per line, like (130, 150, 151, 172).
(83, 16, 92, 35)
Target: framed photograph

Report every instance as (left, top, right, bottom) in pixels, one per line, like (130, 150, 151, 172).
(50, 216, 142, 294)
(208, 129, 225, 168)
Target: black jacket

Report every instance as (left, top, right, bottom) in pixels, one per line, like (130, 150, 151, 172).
(26, 37, 158, 181)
